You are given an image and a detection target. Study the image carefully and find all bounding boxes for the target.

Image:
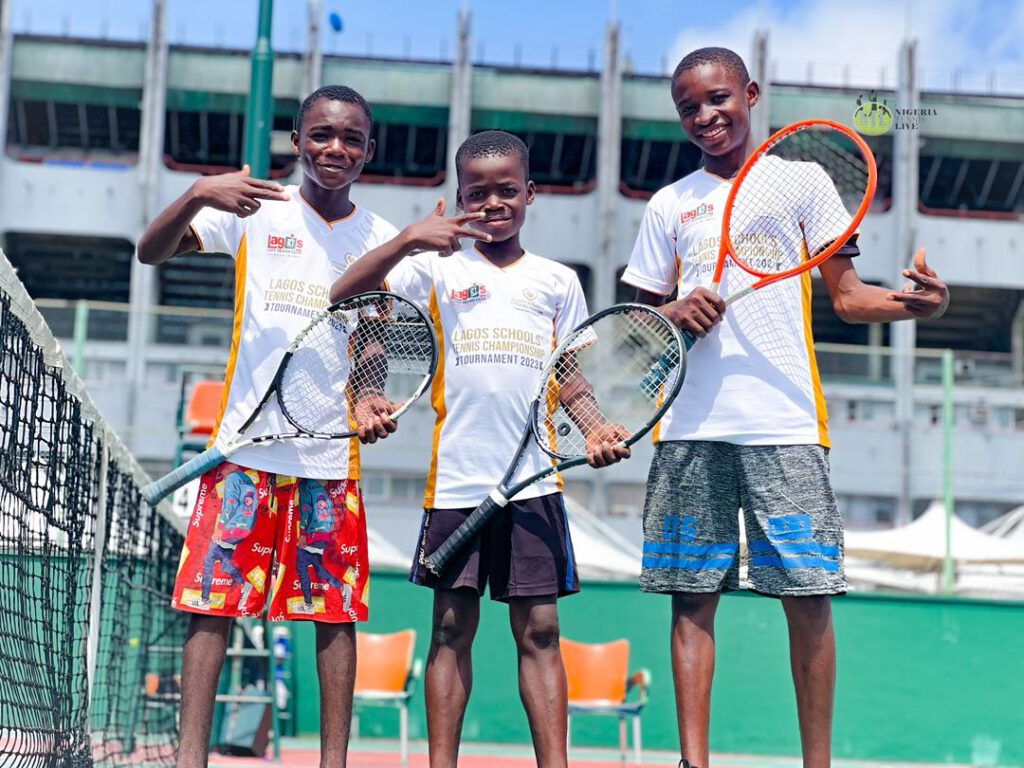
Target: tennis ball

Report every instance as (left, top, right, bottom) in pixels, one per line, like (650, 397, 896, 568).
(328, 12, 343, 32)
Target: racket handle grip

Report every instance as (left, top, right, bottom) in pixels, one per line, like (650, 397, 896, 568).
(423, 495, 504, 576)
(682, 331, 697, 351)
(640, 347, 685, 398)
(141, 447, 227, 506)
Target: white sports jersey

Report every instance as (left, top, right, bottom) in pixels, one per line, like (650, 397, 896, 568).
(622, 165, 852, 447)
(387, 247, 590, 508)
(190, 187, 399, 478)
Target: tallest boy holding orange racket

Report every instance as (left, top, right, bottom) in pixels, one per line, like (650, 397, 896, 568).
(622, 47, 949, 768)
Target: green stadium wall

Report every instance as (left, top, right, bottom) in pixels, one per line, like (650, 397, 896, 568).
(287, 572, 1023, 765)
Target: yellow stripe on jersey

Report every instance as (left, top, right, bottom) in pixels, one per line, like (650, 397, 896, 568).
(801, 264, 830, 447)
(655, 254, 683, 446)
(550, 323, 564, 491)
(423, 286, 447, 508)
(209, 234, 248, 447)
(344, 328, 362, 479)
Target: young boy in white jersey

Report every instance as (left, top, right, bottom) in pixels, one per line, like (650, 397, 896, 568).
(621, 48, 950, 768)
(331, 130, 629, 768)
(137, 85, 403, 768)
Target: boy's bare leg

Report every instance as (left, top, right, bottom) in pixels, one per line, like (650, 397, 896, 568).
(782, 595, 835, 768)
(316, 622, 357, 768)
(509, 595, 567, 768)
(671, 592, 720, 768)
(425, 588, 480, 768)
(177, 614, 232, 768)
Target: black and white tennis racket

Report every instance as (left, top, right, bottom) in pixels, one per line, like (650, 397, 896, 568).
(421, 303, 685, 576)
(142, 291, 438, 505)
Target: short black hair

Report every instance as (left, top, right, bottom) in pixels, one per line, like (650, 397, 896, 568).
(672, 47, 750, 86)
(295, 84, 373, 134)
(455, 130, 530, 182)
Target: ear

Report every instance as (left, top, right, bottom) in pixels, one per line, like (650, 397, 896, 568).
(291, 129, 300, 155)
(526, 180, 537, 206)
(746, 79, 761, 109)
(365, 137, 376, 164)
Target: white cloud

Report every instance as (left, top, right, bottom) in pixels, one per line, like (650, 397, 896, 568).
(665, 0, 1024, 94)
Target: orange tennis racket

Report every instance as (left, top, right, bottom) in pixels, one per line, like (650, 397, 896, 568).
(688, 118, 876, 347)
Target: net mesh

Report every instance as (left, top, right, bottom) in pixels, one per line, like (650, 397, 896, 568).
(536, 306, 683, 459)
(0, 249, 186, 767)
(279, 293, 436, 435)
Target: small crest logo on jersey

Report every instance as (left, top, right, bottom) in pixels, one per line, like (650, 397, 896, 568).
(512, 286, 545, 316)
(267, 233, 304, 256)
(680, 203, 714, 228)
(449, 284, 489, 304)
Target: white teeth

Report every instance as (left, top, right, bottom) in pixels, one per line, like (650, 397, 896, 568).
(701, 126, 726, 139)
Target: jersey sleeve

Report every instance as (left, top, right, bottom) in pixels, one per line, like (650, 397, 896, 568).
(801, 164, 856, 257)
(621, 200, 678, 296)
(384, 252, 435, 311)
(189, 206, 245, 258)
(553, 271, 591, 346)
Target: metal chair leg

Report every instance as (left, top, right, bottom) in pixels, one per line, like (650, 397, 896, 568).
(632, 714, 642, 764)
(400, 704, 409, 764)
(619, 715, 627, 762)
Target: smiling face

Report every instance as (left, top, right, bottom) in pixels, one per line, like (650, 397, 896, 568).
(455, 153, 535, 244)
(671, 62, 759, 173)
(292, 98, 375, 191)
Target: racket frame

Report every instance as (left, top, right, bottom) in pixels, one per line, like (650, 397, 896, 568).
(421, 303, 685, 575)
(141, 291, 438, 505)
(709, 118, 878, 297)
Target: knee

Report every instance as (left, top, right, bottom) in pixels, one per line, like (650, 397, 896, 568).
(517, 615, 561, 654)
(672, 592, 718, 627)
(782, 595, 832, 631)
(431, 614, 475, 652)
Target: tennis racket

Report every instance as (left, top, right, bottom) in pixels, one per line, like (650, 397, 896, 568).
(142, 291, 438, 505)
(421, 303, 685, 576)
(692, 118, 877, 347)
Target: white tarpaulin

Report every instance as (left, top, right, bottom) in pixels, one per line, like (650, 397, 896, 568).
(982, 505, 1024, 541)
(563, 496, 642, 581)
(844, 501, 1024, 568)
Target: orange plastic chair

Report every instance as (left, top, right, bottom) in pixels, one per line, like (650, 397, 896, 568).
(562, 638, 651, 764)
(353, 629, 422, 764)
(183, 379, 224, 437)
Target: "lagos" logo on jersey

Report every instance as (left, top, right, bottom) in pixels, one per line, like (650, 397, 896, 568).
(266, 233, 304, 256)
(680, 203, 714, 228)
(450, 284, 490, 304)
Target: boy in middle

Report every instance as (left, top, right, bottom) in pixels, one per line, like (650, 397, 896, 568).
(330, 129, 629, 768)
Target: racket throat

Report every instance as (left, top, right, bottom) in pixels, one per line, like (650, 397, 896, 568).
(488, 489, 510, 508)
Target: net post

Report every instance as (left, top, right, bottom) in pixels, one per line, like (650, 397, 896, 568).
(85, 439, 111, 732)
(73, 299, 89, 374)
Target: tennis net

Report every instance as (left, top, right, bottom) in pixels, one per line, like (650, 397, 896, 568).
(0, 248, 186, 766)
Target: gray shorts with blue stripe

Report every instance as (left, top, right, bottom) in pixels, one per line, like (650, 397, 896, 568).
(640, 441, 846, 597)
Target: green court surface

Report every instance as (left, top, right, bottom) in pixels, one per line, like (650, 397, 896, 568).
(282, 572, 1023, 766)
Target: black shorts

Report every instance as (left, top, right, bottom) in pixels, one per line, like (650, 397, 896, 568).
(409, 492, 579, 602)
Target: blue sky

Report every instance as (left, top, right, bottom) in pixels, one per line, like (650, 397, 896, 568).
(13, 0, 1024, 91)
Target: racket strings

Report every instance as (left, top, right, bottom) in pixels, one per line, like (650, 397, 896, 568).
(278, 299, 435, 435)
(535, 308, 683, 459)
(728, 125, 873, 277)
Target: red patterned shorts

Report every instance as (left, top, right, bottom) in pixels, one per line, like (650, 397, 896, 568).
(171, 462, 369, 623)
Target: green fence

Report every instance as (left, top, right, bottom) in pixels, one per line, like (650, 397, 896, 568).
(287, 572, 1023, 765)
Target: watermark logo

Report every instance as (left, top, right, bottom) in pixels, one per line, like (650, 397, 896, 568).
(854, 91, 938, 135)
(853, 91, 894, 136)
